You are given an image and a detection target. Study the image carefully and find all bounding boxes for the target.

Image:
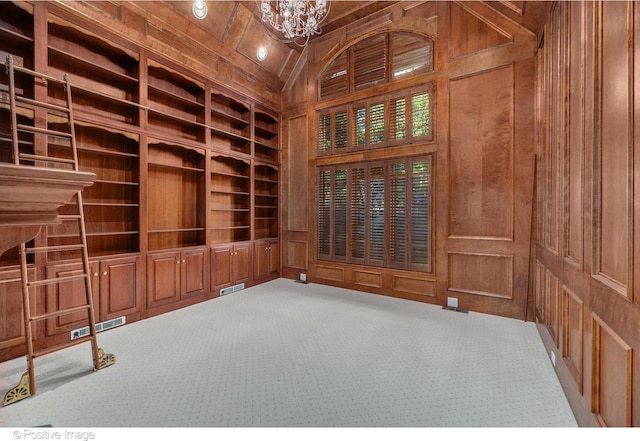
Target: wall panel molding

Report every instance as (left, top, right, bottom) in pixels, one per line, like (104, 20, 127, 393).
(591, 313, 633, 427)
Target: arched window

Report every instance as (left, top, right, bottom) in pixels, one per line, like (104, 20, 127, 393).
(318, 32, 434, 100)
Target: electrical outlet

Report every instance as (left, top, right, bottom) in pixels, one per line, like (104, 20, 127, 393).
(300, 273, 307, 282)
(550, 350, 556, 366)
(447, 297, 458, 308)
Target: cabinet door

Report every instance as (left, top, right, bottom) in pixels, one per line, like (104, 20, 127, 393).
(45, 261, 99, 338)
(99, 255, 141, 321)
(0, 266, 36, 355)
(211, 244, 232, 291)
(147, 251, 181, 309)
(233, 243, 251, 285)
(254, 240, 270, 279)
(181, 247, 207, 299)
(269, 240, 280, 275)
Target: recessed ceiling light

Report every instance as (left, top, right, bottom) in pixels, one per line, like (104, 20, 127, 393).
(193, 0, 207, 20)
(257, 46, 268, 61)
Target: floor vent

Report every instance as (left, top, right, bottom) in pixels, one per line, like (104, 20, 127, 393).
(70, 316, 126, 340)
(220, 283, 245, 296)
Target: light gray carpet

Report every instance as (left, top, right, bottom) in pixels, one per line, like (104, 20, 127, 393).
(0, 278, 577, 427)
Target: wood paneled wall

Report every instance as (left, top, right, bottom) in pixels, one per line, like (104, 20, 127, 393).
(281, 0, 538, 318)
(536, 1, 640, 427)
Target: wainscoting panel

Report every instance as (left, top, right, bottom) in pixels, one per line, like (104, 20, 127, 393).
(447, 252, 513, 299)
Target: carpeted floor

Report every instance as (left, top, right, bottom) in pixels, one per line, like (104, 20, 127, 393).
(0, 278, 577, 427)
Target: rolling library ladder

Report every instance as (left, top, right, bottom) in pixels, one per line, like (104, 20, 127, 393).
(2, 55, 115, 406)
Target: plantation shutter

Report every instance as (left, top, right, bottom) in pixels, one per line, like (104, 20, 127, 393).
(318, 113, 331, 154)
(391, 32, 433, 78)
(352, 104, 366, 148)
(389, 96, 406, 142)
(369, 102, 385, 145)
(335, 110, 348, 150)
(353, 34, 387, 90)
(411, 91, 431, 139)
(368, 164, 386, 266)
(410, 159, 431, 271)
(319, 50, 348, 99)
(389, 162, 407, 268)
(317, 169, 332, 258)
(334, 168, 348, 259)
(350, 167, 366, 263)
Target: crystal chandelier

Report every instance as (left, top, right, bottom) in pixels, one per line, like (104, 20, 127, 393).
(259, 0, 330, 47)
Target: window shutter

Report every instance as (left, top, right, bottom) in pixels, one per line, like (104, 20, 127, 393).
(318, 113, 331, 153)
(410, 159, 431, 270)
(317, 169, 332, 257)
(319, 51, 348, 99)
(368, 165, 385, 266)
(350, 167, 366, 262)
(411, 91, 431, 139)
(389, 162, 407, 268)
(352, 104, 366, 148)
(353, 34, 387, 90)
(334, 169, 348, 258)
(369, 102, 385, 145)
(389, 96, 406, 142)
(392, 32, 433, 78)
(335, 110, 348, 150)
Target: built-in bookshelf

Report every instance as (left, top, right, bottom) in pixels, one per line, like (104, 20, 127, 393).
(210, 88, 252, 155)
(147, 61, 206, 144)
(147, 140, 206, 251)
(254, 108, 279, 161)
(210, 153, 252, 244)
(254, 163, 279, 240)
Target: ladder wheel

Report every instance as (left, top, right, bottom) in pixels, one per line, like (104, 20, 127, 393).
(3, 371, 31, 406)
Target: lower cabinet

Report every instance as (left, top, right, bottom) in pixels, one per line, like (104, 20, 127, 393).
(0, 265, 36, 360)
(146, 246, 208, 311)
(210, 242, 251, 294)
(254, 239, 279, 280)
(97, 255, 143, 322)
(45, 254, 142, 339)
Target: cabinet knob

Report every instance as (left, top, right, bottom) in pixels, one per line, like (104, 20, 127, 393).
(102, 271, 108, 276)
(182, 259, 186, 263)
(176, 261, 180, 265)
(93, 272, 99, 277)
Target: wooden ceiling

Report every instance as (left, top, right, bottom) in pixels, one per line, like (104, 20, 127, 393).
(121, 1, 547, 91)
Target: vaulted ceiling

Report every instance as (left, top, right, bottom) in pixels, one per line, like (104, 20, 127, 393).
(117, 1, 547, 91)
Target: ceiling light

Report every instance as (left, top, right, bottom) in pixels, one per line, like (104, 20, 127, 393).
(257, 46, 268, 61)
(258, 0, 330, 47)
(193, 0, 208, 20)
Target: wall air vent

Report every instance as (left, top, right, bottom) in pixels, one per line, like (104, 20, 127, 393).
(70, 316, 126, 340)
(220, 283, 245, 296)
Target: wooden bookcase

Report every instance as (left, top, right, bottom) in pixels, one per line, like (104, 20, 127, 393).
(147, 140, 206, 251)
(210, 87, 252, 155)
(147, 61, 206, 144)
(0, 3, 280, 361)
(210, 153, 252, 244)
(254, 163, 279, 240)
(254, 108, 280, 161)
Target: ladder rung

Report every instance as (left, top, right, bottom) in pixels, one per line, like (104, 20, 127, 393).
(33, 335, 96, 359)
(16, 124, 72, 139)
(19, 153, 76, 165)
(57, 214, 82, 221)
(30, 304, 90, 322)
(27, 273, 88, 288)
(11, 63, 68, 85)
(15, 96, 70, 115)
(25, 244, 85, 253)
(0, 277, 22, 284)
